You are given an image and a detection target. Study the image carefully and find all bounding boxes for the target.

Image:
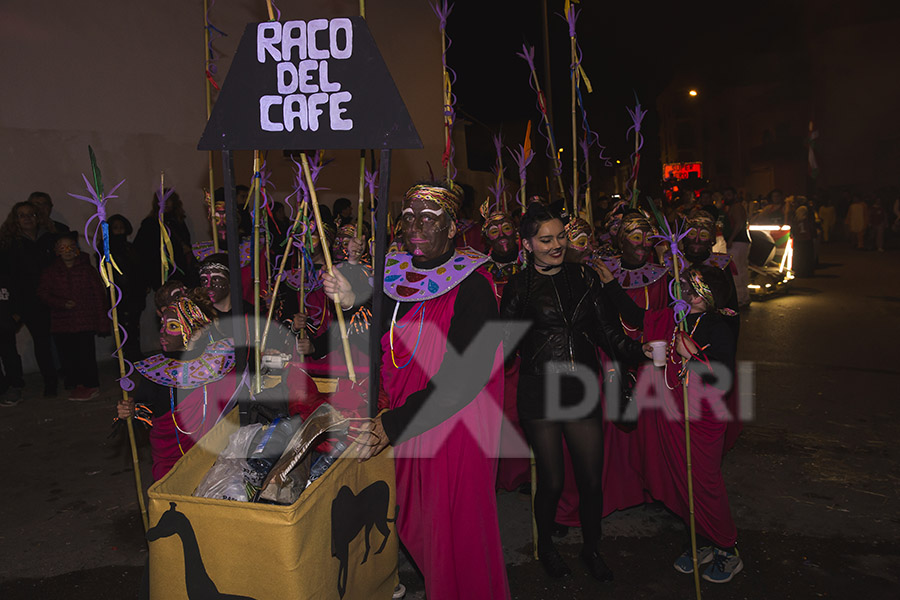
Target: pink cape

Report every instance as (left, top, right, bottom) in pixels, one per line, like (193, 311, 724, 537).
(381, 273, 510, 599)
(636, 309, 738, 547)
(149, 371, 237, 481)
(556, 276, 669, 525)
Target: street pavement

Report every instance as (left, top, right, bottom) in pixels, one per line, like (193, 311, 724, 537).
(1, 241, 898, 599)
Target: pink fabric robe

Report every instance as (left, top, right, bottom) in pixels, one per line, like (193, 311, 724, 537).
(381, 277, 510, 599)
(637, 309, 738, 547)
(149, 371, 237, 481)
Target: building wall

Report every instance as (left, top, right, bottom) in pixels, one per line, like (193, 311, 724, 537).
(0, 0, 443, 369)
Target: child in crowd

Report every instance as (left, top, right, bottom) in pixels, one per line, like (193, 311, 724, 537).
(36, 232, 108, 401)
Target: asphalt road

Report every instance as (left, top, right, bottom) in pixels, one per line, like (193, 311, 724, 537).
(2, 241, 898, 599)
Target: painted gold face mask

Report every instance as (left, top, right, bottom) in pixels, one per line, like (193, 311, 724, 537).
(482, 214, 517, 257)
(618, 214, 654, 266)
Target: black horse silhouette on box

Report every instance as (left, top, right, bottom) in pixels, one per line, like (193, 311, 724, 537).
(331, 480, 397, 598)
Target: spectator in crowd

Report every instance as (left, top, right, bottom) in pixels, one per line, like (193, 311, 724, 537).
(0, 202, 58, 396)
(846, 195, 868, 250)
(28, 192, 70, 235)
(37, 232, 108, 401)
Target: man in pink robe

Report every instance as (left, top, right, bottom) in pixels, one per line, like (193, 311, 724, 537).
(333, 183, 511, 599)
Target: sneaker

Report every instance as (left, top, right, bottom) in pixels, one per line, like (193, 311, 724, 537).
(392, 583, 406, 599)
(69, 386, 99, 402)
(702, 547, 743, 583)
(0, 392, 21, 407)
(673, 545, 714, 574)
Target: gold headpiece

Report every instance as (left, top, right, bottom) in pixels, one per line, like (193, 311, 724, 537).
(171, 296, 213, 346)
(404, 183, 462, 223)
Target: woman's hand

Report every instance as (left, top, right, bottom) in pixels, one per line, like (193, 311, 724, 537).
(117, 396, 135, 420)
(321, 268, 356, 310)
(641, 342, 654, 359)
(352, 415, 390, 462)
(591, 260, 614, 284)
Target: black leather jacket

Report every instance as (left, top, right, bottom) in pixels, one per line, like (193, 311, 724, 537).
(499, 262, 646, 377)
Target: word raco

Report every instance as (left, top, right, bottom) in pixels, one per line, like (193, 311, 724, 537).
(257, 19, 354, 133)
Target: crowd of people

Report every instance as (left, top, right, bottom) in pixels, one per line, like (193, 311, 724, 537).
(12, 176, 891, 597)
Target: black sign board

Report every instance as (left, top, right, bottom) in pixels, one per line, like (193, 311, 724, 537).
(199, 17, 422, 150)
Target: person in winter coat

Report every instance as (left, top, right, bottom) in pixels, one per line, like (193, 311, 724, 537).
(37, 232, 108, 401)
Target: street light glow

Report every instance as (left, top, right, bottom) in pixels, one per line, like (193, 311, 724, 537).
(689, 89, 698, 97)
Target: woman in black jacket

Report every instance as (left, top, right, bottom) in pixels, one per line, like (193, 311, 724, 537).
(500, 203, 650, 582)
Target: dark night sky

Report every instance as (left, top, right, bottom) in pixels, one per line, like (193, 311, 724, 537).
(444, 0, 900, 190)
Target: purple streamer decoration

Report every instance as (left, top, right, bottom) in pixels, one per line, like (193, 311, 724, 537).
(626, 94, 648, 152)
(565, 5, 579, 37)
(68, 171, 134, 391)
(205, 0, 227, 82)
(432, 0, 458, 181)
(508, 144, 535, 182)
(651, 218, 692, 323)
(487, 133, 507, 211)
(364, 168, 379, 198)
(517, 43, 561, 179)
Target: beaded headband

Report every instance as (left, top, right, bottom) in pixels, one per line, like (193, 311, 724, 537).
(199, 261, 229, 275)
(619, 212, 653, 236)
(170, 296, 214, 346)
(565, 217, 592, 240)
(481, 211, 513, 236)
(404, 184, 461, 224)
(687, 269, 737, 317)
(687, 209, 716, 236)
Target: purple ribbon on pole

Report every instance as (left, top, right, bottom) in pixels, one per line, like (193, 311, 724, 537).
(69, 170, 134, 391)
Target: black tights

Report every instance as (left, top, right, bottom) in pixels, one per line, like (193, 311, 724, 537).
(521, 417, 604, 553)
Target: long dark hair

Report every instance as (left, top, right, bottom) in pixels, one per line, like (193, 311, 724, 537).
(0, 202, 35, 247)
(516, 202, 572, 318)
(519, 201, 561, 242)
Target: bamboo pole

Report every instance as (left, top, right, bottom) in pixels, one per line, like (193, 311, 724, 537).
(528, 68, 565, 200)
(252, 151, 262, 393)
(203, 0, 219, 252)
(670, 250, 703, 600)
(260, 187, 308, 355)
(440, 26, 452, 184)
(630, 132, 640, 208)
(357, 151, 366, 235)
(300, 152, 356, 383)
(570, 35, 578, 216)
(107, 260, 149, 532)
(159, 172, 167, 287)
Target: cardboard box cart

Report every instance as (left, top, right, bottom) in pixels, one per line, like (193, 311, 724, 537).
(147, 409, 399, 600)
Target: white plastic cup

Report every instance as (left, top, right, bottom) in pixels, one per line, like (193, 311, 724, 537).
(649, 340, 668, 368)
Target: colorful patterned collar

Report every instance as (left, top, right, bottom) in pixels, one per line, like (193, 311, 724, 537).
(601, 255, 668, 289)
(192, 239, 251, 267)
(385, 248, 489, 301)
(134, 339, 235, 389)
